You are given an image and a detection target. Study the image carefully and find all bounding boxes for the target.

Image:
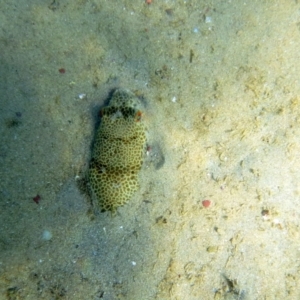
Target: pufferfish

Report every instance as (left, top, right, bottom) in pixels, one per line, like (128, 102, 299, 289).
(88, 89, 146, 213)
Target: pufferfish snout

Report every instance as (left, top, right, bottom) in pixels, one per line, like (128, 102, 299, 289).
(88, 89, 146, 213)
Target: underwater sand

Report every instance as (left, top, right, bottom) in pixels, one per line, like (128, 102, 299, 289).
(1, 0, 300, 299)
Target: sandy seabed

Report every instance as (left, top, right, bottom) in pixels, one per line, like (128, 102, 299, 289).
(1, 1, 300, 299)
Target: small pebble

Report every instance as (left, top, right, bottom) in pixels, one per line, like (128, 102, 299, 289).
(202, 200, 211, 208)
(205, 16, 212, 23)
(42, 230, 53, 241)
(78, 93, 87, 100)
(33, 195, 41, 204)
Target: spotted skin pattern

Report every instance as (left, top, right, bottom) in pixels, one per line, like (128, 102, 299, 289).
(88, 89, 146, 213)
